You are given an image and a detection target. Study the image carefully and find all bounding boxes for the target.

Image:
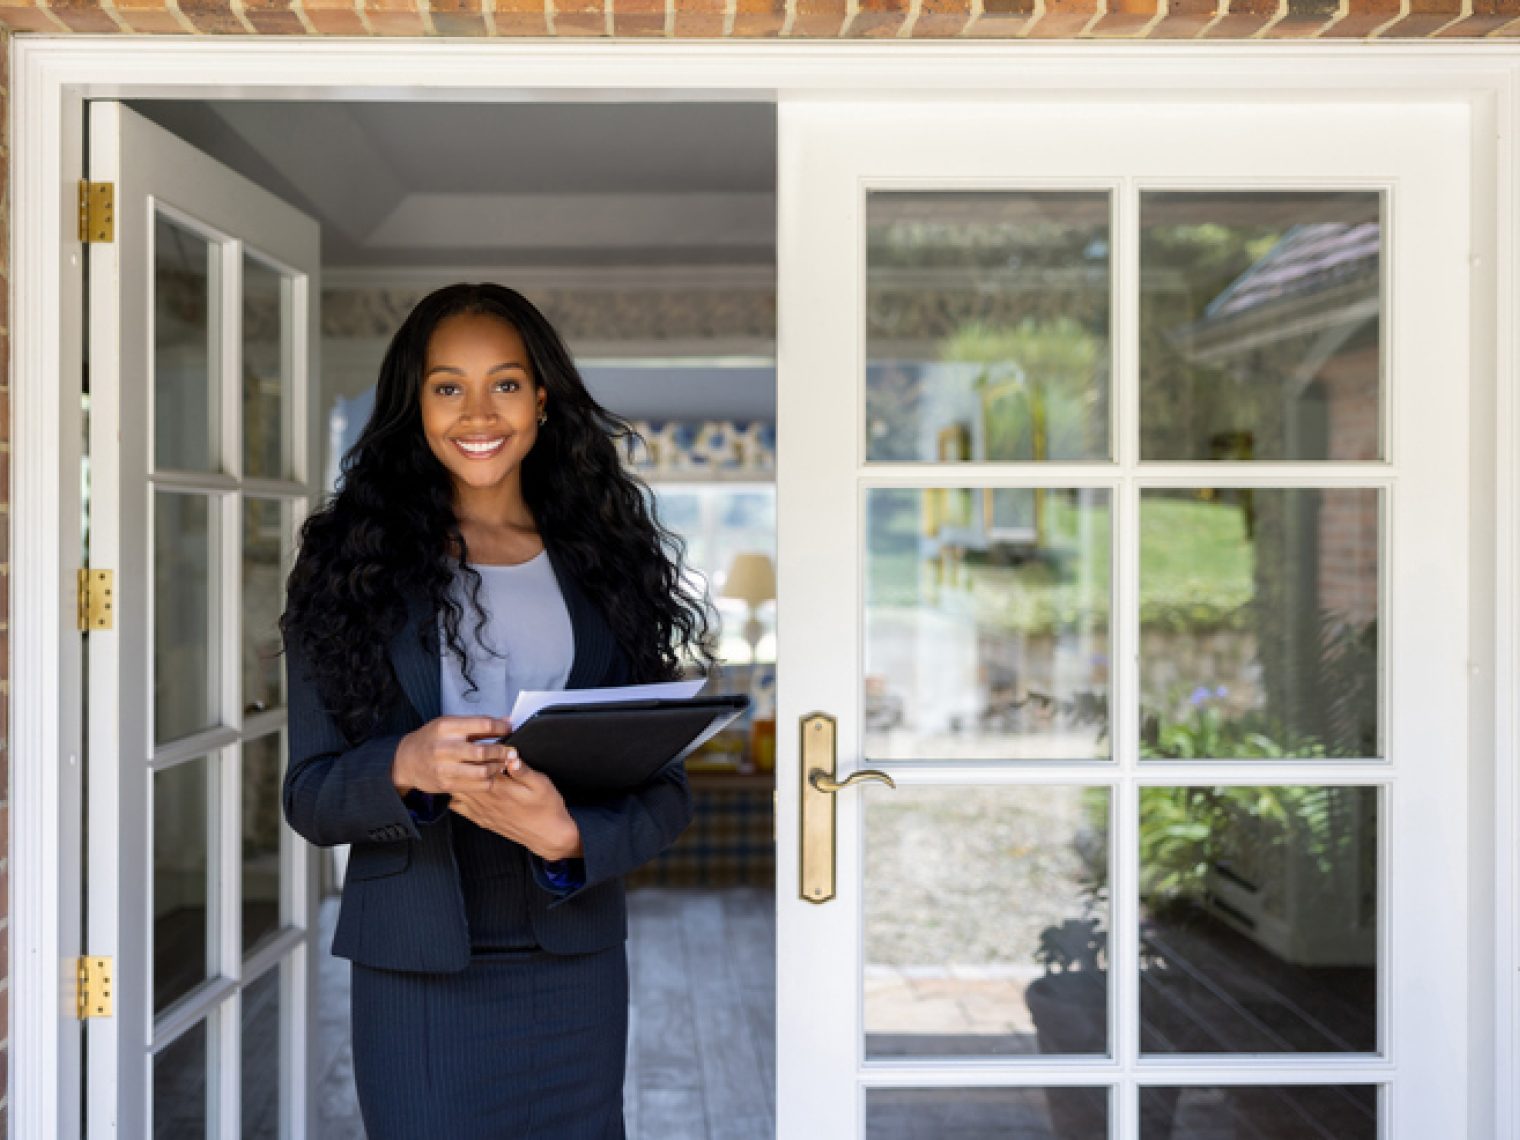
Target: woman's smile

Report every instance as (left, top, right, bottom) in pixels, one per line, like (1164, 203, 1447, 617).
(452, 434, 509, 459)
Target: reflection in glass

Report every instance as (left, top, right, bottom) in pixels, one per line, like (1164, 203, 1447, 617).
(156, 491, 219, 743)
(865, 786, 1110, 1058)
(243, 254, 291, 480)
(242, 965, 282, 1140)
(1140, 191, 1381, 462)
(1140, 488, 1378, 760)
(867, 1087, 1108, 1139)
(866, 488, 1110, 762)
(1140, 1085, 1376, 1138)
(155, 758, 213, 1014)
(243, 732, 284, 953)
(865, 192, 1111, 463)
(154, 213, 219, 473)
(243, 497, 291, 712)
(1138, 786, 1377, 1055)
(154, 1018, 209, 1139)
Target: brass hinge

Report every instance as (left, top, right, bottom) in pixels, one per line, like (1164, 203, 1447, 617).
(76, 956, 114, 1019)
(77, 568, 114, 631)
(78, 180, 115, 244)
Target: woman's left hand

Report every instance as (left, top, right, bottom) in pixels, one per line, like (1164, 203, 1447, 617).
(447, 748, 584, 861)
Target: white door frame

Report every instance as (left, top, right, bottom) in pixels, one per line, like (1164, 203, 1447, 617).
(10, 37, 1518, 1140)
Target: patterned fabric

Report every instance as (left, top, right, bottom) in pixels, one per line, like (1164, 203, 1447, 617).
(626, 418, 775, 475)
(625, 783, 774, 887)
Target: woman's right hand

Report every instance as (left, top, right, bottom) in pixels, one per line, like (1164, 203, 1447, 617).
(392, 716, 515, 797)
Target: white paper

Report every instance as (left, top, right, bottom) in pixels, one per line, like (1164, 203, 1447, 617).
(508, 678, 706, 729)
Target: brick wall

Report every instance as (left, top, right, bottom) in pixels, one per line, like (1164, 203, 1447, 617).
(1, 1, 1515, 1134)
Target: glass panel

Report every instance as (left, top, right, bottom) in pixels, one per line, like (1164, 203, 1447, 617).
(154, 1019, 210, 1139)
(155, 758, 214, 1014)
(867, 1087, 1108, 1139)
(1140, 191, 1382, 462)
(865, 488, 1110, 762)
(243, 254, 291, 480)
(155, 491, 220, 744)
(1140, 1085, 1377, 1138)
(865, 786, 1110, 1058)
(1140, 488, 1378, 761)
(865, 192, 1111, 463)
(1139, 786, 1377, 1055)
(243, 497, 291, 713)
(243, 732, 284, 952)
(154, 213, 220, 473)
(241, 965, 283, 1140)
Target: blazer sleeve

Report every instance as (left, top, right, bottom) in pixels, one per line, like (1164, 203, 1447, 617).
(527, 757, 695, 909)
(281, 637, 422, 849)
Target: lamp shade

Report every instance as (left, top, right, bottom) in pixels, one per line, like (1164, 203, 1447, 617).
(721, 552, 776, 606)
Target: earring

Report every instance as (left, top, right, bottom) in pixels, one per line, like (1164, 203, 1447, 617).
(537, 410, 548, 426)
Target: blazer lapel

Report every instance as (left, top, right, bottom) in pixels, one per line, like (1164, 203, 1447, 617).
(386, 542, 617, 723)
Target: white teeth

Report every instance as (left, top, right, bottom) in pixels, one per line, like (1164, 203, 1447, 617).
(456, 438, 505, 455)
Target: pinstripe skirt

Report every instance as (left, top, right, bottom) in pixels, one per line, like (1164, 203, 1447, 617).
(350, 945, 629, 1140)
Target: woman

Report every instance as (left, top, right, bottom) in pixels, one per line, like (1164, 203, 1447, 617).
(279, 282, 715, 1139)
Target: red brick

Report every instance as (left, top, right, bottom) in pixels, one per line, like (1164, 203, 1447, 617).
(0, 5, 70, 29)
(48, 0, 125, 31)
(1271, 0, 1339, 37)
(365, 7, 428, 31)
(554, 10, 609, 31)
(113, 6, 193, 30)
(1026, 0, 1099, 35)
(910, 0, 972, 35)
(1319, 0, 1400, 35)
(176, 0, 251, 31)
(673, 9, 723, 33)
(300, 4, 366, 30)
(791, 0, 847, 35)
(493, 7, 551, 30)
(847, 0, 909, 35)
(1090, 0, 1160, 36)
(1202, 0, 1281, 36)
(1148, 0, 1218, 34)
(963, 0, 1036, 35)
(731, 0, 784, 33)
(1380, 0, 1462, 35)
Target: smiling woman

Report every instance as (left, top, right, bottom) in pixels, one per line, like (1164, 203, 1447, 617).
(277, 281, 718, 1139)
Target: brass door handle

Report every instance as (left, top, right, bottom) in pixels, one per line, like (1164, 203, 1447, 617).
(800, 712, 896, 904)
(808, 768, 896, 793)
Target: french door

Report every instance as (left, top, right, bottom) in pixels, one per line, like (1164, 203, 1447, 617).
(774, 100, 1470, 1137)
(84, 102, 321, 1138)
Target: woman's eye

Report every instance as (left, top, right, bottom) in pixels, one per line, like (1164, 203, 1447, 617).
(433, 383, 458, 396)
(497, 379, 519, 392)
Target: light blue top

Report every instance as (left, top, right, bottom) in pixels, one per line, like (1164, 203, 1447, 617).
(437, 548, 574, 720)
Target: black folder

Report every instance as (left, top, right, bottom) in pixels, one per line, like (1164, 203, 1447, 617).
(503, 694, 751, 800)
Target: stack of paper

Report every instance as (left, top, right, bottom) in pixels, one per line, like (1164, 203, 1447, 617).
(507, 678, 707, 728)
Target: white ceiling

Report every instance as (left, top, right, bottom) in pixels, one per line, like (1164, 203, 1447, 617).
(127, 100, 778, 271)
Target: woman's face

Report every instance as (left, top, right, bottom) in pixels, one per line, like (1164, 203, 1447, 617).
(419, 311, 547, 496)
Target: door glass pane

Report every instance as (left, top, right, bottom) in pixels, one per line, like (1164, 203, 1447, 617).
(243, 497, 292, 713)
(1140, 1085, 1377, 1138)
(865, 488, 1110, 762)
(865, 192, 1112, 463)
(241, 964, 283, 1140)
(243, 254, 292, 480)
(867, 1087, 1108, 1138)
(1140, 488, 1379, 761)
(155, 758, 214, 1013)
(154, 1019, 210, 1139)
(154, 213, 220, 473)
(1140, 191, 1382, 461)
(1139, 786, 1377, 1055)
(155, 491, 220, 744)
(243, 732, 285, 952)
(865, 786, 1110, 1058)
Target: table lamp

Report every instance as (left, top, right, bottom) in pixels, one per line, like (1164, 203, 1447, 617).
(721, 552, 775, 664)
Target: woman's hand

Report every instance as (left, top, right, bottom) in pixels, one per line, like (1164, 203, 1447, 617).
(448, 751, 584, 862)
(391, 715, 512, 798)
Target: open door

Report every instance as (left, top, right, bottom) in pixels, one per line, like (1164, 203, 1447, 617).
(775, 98, 1471, 1137)
(84, 101, 321, 1138)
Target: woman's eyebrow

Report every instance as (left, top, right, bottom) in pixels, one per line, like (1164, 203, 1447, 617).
(424, 361, 530, 377)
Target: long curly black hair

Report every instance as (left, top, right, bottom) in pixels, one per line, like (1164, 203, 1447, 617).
(279, 282, 717, 744)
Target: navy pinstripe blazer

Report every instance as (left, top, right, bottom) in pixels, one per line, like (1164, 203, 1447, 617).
(281, 542, 695, 973)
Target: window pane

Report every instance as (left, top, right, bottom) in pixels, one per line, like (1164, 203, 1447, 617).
(1140, 1085, 1377, 1138)
(241, 965, 283, 1140)
(1139, 786, 1377, 1055)
(866, 786, 1110, 1058)
(243, 732, 285, 953)
(1140, 191, 1381, 461)
(868, 1087, 1108, 1139)
(866, 192, 1111, 463)
(243, 254, 293, 480)
(154, 213, 220, 473)
(1140, 488, 1378, 761)
(154, 1019, 210, 1139)
(243, 497, 292, 713)
(155, 758, 214, 1013)
(155, 491, 220, 744)
(866, 488, 1110, 762)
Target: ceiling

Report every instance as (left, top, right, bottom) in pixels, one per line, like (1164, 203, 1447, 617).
(127, 100, 778, 272)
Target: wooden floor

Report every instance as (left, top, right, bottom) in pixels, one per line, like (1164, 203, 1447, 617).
(314, 886, 777, 1140)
